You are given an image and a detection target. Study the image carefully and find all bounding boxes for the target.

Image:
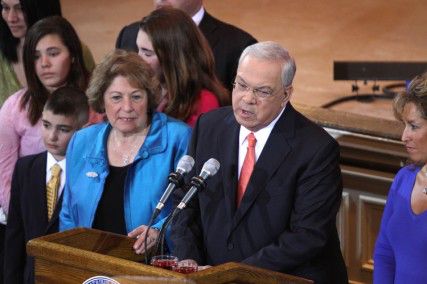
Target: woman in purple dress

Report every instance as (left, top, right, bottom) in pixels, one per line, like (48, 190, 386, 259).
(374, 72, 427, 283)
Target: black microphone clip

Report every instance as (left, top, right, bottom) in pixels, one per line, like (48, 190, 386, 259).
(189, 175, 206, 191)
(168, 171, 184, 187)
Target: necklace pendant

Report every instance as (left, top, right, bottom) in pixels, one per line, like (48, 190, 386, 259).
(123, 155, 130, 166)
(423, 188, 427, 195)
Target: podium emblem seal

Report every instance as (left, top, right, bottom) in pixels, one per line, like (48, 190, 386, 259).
(83, 276, 119, 284)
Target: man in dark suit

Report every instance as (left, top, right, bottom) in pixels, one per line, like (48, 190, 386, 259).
(115, 0, 257, 91)
(170, 41, 348, 283)
(3, 87, 89, 284)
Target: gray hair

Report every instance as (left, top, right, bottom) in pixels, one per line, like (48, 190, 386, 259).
(239, 41, 296, 88)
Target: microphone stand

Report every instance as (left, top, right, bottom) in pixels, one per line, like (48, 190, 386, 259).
(143, 172, 183, 264)
(143, 215, 156, 265)
(154, 211, 175, 256)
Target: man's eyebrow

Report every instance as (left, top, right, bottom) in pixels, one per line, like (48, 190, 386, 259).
(236, 76, 272, 90)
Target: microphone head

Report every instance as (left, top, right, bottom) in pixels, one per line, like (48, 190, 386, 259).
(201, 158, 220, 177)
(176, 155, 195, 174)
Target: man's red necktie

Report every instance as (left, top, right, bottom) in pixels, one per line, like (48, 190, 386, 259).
(237, 132, 256, 207)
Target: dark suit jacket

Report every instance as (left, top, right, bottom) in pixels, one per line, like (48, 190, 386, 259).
(171, 105, 348, 284)
(115, 11, 257, 91)
(4, 152, 62, 284)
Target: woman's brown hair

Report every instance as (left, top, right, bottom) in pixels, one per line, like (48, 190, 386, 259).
(394, 72, 427, 121)
(20, 16, 88, 125)
(87, 49, 160, 122)
(139, 7, 229, 121)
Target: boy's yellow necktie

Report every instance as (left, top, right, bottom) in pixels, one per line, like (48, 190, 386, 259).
(46, 163, 61, 221)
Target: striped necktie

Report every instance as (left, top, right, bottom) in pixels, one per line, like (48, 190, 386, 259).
(46, 163, 61, 220)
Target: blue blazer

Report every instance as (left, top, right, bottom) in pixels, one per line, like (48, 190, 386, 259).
(60, 112, 191, 235)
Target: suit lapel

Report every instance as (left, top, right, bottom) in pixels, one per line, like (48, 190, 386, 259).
(199, 12, 220, 49)
(231, 105, 297, 230)
(217, 111, 240, 228)
(31, 153, 49, 229)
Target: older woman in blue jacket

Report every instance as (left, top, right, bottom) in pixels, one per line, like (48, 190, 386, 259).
(60, 50, 191, 254)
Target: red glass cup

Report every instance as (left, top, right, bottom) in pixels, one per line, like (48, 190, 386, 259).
(150, 255, 179, 270)
(172, 259, 198, 274)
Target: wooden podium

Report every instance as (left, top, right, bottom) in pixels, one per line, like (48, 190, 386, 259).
(27, 228, 312, 284)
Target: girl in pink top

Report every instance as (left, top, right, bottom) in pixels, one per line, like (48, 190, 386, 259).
(0, 16, 100, 215)
(136, 7, 229, 126)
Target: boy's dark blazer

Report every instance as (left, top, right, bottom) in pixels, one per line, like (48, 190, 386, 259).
(4, 152, 63, 284)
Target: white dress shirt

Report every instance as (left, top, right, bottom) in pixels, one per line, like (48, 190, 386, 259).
(192, 6, 205, 26)
(238, 107, 286, 178)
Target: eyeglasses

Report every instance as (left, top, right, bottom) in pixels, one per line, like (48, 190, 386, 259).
(232, 81, 282, 99)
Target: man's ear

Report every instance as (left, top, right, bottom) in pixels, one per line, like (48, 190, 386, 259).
(281, 86, 293, 107)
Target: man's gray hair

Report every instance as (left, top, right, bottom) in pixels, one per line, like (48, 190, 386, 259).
(239, 41, 296, 88)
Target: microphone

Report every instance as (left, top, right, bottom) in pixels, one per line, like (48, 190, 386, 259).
(155, 158, 220, 255)
(154, 155, 194, 214)
(177, 158, 220, 210)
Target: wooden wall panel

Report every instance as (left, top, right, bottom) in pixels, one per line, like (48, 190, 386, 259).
(358, 195, 386, 273)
